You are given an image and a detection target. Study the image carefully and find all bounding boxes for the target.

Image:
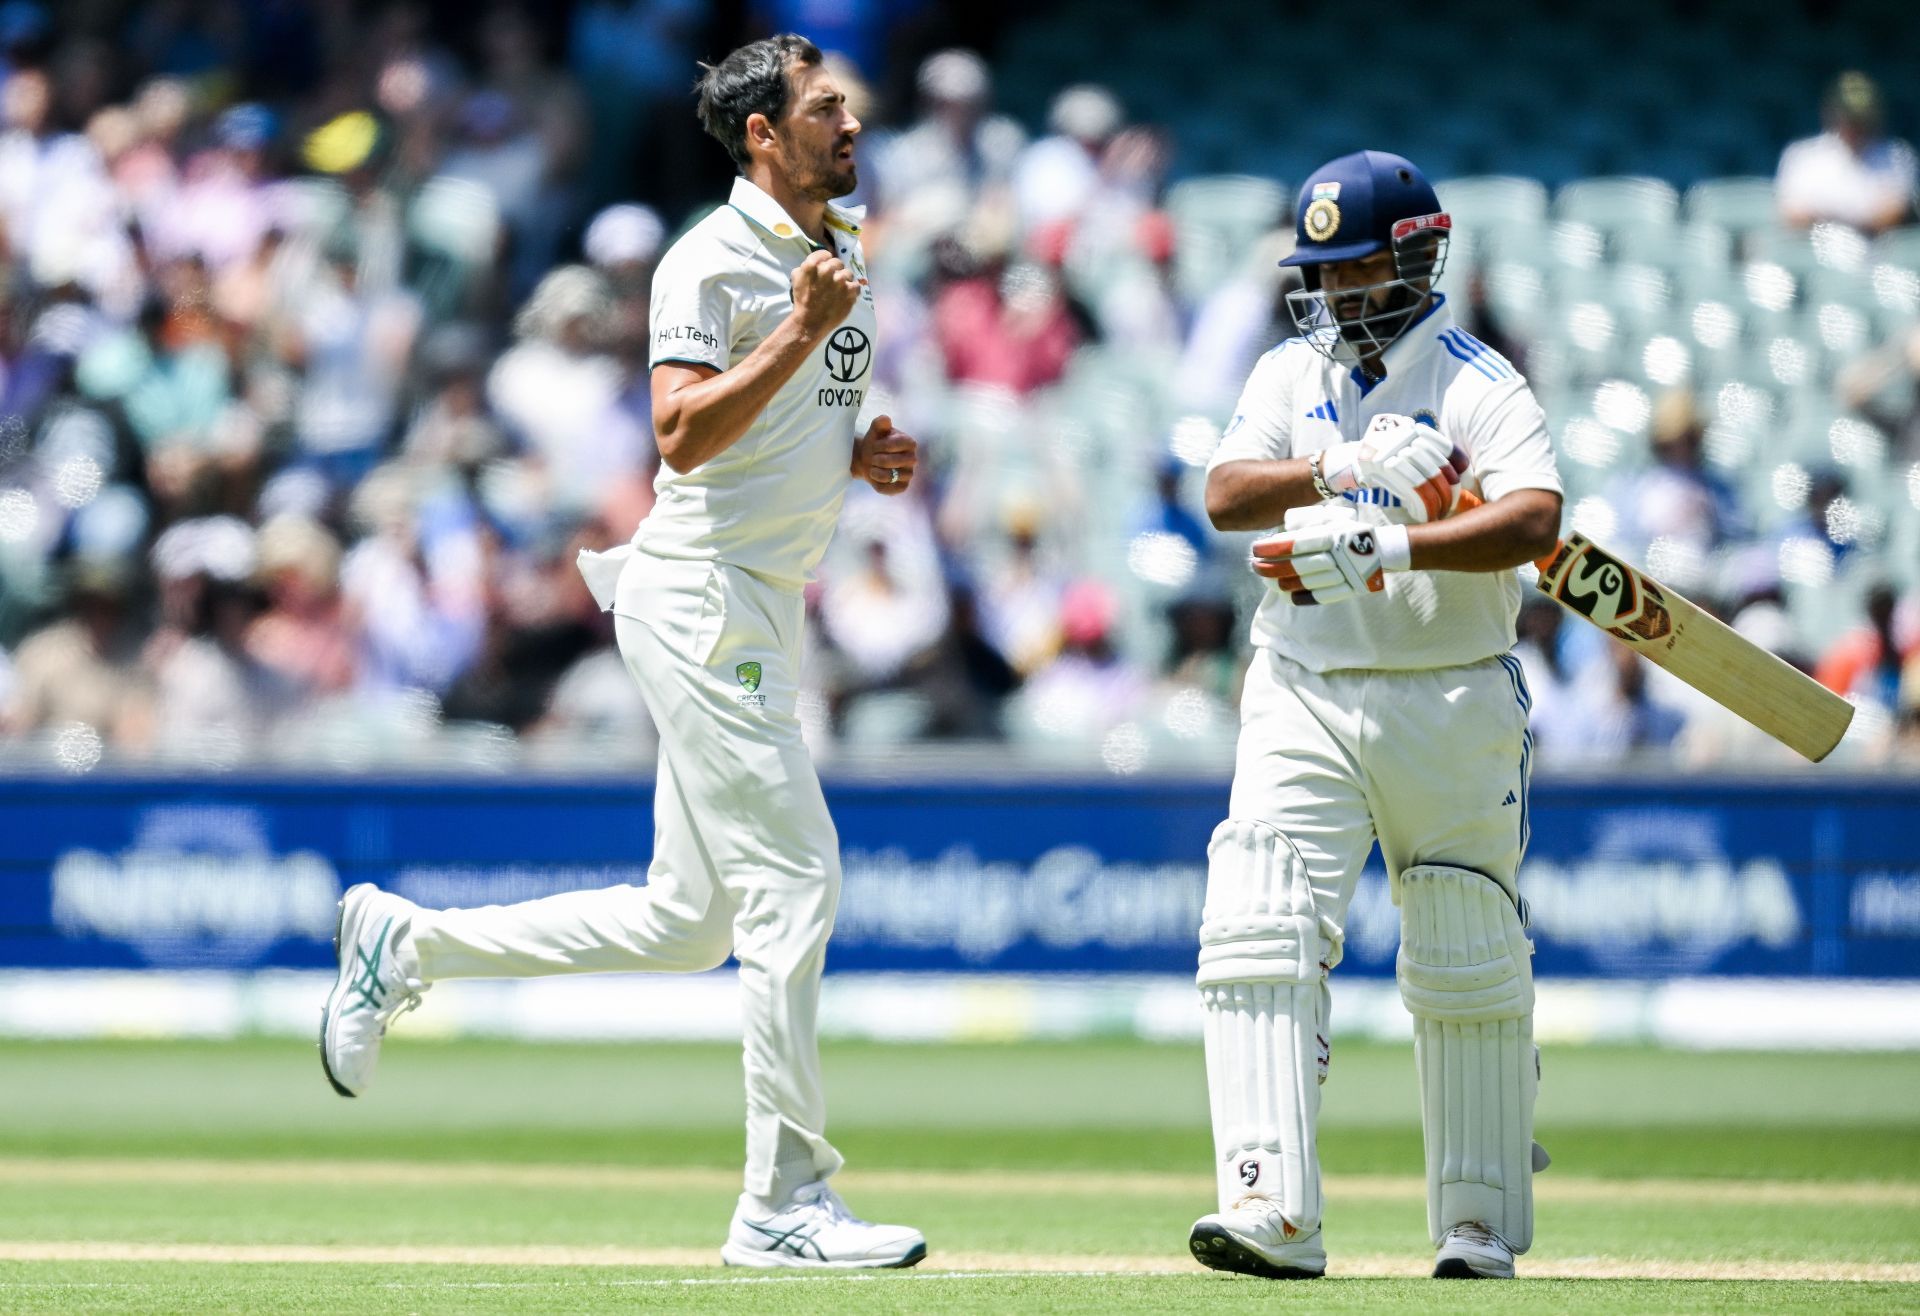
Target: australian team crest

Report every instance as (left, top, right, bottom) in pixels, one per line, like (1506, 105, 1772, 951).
(735, 662, 762, 693)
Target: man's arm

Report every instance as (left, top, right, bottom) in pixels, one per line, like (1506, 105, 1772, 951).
(651, 249, 860, 474)
(1407, 488, 1562, 572)
(1250, 488, 1562, 602)
(1208, 416, 1470, 531)
(1204, 458, 1321, 531)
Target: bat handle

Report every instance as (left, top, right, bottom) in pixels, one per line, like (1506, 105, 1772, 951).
(1449, 488, 1563, 574)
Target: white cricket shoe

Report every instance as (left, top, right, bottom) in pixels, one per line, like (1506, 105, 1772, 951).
(1188, 1197, 1326, 1279)
(1433, 1221, 1515, 1279)
(319, 884, 427, 1098)
(721, 1183, 926, 1270)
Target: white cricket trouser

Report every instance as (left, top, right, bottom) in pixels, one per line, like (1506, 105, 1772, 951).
(408, 549, 843, 1201)
(1230, 647, 1533, 952)
(1200, 645, 1538, 1230)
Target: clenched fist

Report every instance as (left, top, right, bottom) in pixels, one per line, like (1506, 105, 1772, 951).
(791, 249, 862, 337)
(853, 414, 917, 495)
(1316, 413, 1468, 523)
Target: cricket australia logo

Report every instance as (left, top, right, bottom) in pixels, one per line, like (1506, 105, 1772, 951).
(735, 661, 766, 708)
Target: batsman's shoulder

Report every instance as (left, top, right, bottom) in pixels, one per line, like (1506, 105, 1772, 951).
(1264, 334, 1319, 366)
(1249, 335, 1320, 390)
(1433, 324, 1524, 386)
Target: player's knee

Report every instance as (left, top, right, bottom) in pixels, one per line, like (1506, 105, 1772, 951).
(1394, 864, 1533, 1023)
(730, 899, 834, 979)
(1197, 819, 1331, 989)
(680, 920, 736, 973)
(632, 898, 735, 973)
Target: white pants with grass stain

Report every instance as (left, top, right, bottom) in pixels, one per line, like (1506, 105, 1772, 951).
(408, 545, 842, 1204)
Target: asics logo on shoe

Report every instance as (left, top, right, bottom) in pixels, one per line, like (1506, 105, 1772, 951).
(742, 1218, 826, 1260)
(346, 918, 395, 1012)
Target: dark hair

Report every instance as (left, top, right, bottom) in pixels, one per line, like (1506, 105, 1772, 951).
(695, 34, 823, 171)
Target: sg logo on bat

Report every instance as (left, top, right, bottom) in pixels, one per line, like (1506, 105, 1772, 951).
(1543, 537, 1673, 644)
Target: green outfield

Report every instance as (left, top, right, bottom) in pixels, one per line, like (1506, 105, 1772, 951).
(2, 1036, 1917, 1313)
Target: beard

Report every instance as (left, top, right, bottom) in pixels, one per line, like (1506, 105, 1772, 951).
(781, 137, 858, 201)
(1330, 283, 1425, 355)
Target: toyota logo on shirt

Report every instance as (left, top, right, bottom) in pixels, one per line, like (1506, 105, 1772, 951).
(824, 327, 871, 383)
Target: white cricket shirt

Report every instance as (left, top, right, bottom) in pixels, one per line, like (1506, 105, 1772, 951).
(637, 176, 878, 590)
(1208, 294, 1563, 673)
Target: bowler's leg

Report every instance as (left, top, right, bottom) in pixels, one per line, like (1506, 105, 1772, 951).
(613, 603, 844, 1203)
(410, 750, 735, 980)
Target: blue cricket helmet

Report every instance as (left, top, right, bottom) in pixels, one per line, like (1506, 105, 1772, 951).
(1278, 150, 1452, 366)
(1279, 150, 1449, 268)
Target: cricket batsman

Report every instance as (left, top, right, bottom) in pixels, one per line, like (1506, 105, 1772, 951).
(319, 34, 927, 1269)
(1189, 150, 1564, 1280)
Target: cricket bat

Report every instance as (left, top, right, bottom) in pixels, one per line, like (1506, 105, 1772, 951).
(1456, 491, 1855, 762)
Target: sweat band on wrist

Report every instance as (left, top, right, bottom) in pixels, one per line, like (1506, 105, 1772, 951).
(1376, 522, 1412, 572)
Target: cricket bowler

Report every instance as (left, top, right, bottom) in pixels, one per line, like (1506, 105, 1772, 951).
(318, 33, 927, 1269)
(1189, 150, 1564, 1280)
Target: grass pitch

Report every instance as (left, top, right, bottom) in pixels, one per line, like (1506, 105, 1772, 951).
(0, 1035, 1916, 1312)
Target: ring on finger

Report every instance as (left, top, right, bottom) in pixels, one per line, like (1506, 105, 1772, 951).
(886, 467, 900, 484)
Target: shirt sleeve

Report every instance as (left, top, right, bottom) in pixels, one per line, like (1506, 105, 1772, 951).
(1207, 346, 1296, 470)
(648, 242, 733, 372)
(1450, 374, 1564, 503)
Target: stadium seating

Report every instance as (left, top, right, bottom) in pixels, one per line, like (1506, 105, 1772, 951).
(994, 0, 1917, 191)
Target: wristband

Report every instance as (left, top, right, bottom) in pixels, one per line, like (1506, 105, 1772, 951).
(1308, 449, 1337, 501)
(1376, 522, 1412, 572)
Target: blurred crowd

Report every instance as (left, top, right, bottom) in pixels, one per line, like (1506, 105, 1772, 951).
(0, 3, 1916, 775)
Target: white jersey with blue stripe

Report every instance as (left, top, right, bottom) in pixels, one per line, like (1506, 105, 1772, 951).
(1208, 294, 1563, 673)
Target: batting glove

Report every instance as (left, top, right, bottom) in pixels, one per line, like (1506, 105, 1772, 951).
(1316, 414, 1468, 523)
(1251, 513, 1412, 605)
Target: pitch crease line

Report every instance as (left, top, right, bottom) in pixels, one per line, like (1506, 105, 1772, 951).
(0, 1243, 1915, 1281)
(2, 1157, 1916, 1208)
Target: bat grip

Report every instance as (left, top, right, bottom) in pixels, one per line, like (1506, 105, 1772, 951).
(1450, 488, 1563, 574)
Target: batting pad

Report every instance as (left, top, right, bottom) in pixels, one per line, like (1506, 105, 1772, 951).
(1198, 819, 1330, 1223)
(1396, 864, 1538, 1252)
